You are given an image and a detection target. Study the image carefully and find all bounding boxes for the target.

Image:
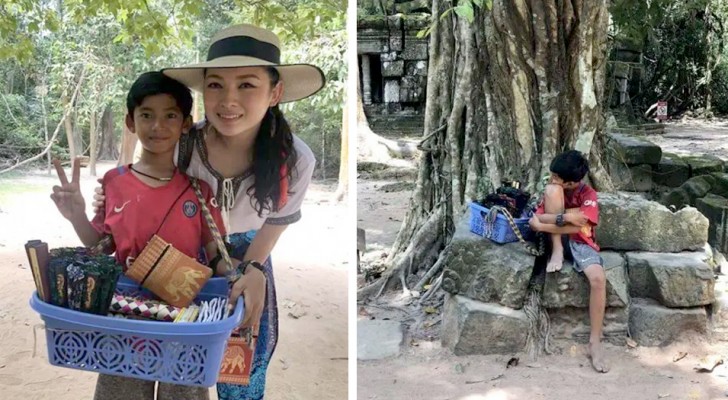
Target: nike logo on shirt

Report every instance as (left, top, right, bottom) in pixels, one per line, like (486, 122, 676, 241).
(114, 200, 131, 213)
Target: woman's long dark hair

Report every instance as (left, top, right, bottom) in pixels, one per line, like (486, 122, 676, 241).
(247, 67, 298, 216)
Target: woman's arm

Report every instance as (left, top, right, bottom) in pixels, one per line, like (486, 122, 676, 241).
(227, 223, 288, 329)
(244, 223, 288, 264)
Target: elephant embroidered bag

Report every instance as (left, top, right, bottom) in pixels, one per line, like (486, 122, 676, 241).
(125, 181, 212, 308)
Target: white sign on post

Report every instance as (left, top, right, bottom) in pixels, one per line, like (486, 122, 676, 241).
(656, 101, 668, 120)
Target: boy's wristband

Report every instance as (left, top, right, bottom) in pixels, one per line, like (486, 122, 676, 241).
(556, 213, 565, 227)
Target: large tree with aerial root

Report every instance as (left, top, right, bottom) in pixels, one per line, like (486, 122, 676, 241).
(359, 0, 616, 300)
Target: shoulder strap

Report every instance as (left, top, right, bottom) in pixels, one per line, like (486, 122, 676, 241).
(190, 178, 234, 280)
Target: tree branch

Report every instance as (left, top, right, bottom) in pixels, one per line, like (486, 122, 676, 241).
(0, 91, 20, 126)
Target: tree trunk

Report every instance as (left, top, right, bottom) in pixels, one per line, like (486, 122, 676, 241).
(62, 94, 76, 161)
(98, 106, 119, 161)
(359, 0, 614, 299)
(334, 100, 349, 202)
(118, 124, 137, 166)
(89, 110, 98, 176)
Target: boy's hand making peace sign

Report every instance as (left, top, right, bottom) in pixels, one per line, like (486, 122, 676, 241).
(51, 158, 86, 222)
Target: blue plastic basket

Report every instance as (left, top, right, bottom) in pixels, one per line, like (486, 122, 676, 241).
(29, 275, 244, 387)
(468, 202, 534, 244)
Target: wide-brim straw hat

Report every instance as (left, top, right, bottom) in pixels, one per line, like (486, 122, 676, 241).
(162, 24, 325, 103)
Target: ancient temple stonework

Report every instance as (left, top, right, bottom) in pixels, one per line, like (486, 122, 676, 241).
(358, 14, 429, 135)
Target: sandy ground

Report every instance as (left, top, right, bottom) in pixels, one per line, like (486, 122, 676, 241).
(356, 120, 728, 399)
(359, 339, 728, 400)
(0, 161, 348, 400)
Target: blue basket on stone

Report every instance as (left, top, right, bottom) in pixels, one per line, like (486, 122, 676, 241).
(29, 275, 244, 387)
(468, 202, 535, 244)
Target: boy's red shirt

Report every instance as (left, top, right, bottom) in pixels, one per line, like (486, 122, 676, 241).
(535, 183, 600, 251)
(91, 165, 226, 269)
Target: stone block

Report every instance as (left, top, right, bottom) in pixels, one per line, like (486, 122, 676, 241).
(357, 16, 388, 30)
(683, 154, 725, 176)
(400, 75, 426, 103)
(357, 320, 403, 360)
(358, 37, 389, 54)
(660, 187, 691, 209)
(548, 307, 629, 341)
(609, 160, 653, 192)
(401, 41, 428, 60)
(387, 15, 403, 31)
(607, 133, 662, 165)
(542, 252, 628, 308)
(442, 295, 529, 355)
(382, 60, 404, 77)
(381, 51, 398, 62)
(405, 60, 428, 77)
(710, 274, 728, 341)
(684, 175, 715, 200)
(597, 192, 709, 252)
(696, 194, 728, 255)
(654, 152, 690, 187)
(384, 80, 400, 103)
(626, 251, 715, 307)
(629, 298, 708, 346)
(443, 215, 535, 309)
(710, 173, 728, 198)
(389, 36, 403, 52)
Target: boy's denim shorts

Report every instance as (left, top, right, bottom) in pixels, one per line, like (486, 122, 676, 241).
(562, 236, 603, 273)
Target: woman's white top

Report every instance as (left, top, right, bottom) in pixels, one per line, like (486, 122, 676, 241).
(175, 129, 316, 234)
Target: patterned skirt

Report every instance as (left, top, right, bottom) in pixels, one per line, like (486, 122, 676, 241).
(218, 231, 278, 400)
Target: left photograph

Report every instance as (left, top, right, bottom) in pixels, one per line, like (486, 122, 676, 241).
(0, 1, 348, 400)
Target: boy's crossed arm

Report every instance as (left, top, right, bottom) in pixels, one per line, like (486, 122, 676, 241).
(531, 208, 591, 234)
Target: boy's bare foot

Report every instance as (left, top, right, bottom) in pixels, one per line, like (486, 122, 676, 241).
(546, 251, 563, 272)
(587, 342, 609, 373)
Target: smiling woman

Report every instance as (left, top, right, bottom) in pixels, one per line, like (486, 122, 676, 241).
(160, 25, 324, 400)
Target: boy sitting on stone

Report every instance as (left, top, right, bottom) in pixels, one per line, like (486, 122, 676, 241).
(528, 150, 609, 373)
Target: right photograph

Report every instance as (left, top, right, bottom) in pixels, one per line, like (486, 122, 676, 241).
(357, 1, 728, 399)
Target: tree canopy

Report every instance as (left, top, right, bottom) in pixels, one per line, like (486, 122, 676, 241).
(0, 0, 346, 178)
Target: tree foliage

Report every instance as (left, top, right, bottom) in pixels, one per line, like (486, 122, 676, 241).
(0, 0, 345, 178)
(610, 0, 728, 116)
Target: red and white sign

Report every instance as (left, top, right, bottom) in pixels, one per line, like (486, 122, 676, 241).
(656, 101, 668, 120)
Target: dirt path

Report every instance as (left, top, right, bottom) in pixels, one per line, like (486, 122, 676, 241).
(648, 118, 728, 160)
(0, 161, 348, 400)
(359, 339, 728, 400)
(357, 119, 728, 400)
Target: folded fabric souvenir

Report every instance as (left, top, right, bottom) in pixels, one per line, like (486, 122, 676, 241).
(25, 240, 51, 302)
(47, 247, 122, 314)
(109, 295, 181, 322)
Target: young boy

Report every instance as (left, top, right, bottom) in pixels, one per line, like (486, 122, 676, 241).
(528, 150, 609, 373)
(50, 71, 225, 399)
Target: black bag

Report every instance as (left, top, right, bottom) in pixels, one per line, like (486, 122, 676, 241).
(478, 185, 531, 218)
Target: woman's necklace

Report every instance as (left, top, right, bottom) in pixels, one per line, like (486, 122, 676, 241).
(129, 165, 173, 182)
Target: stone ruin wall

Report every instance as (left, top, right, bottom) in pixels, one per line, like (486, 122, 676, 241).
(441, 194, 728, 355)
(358, 14, 429, 135)
(441, 130, 728, 354)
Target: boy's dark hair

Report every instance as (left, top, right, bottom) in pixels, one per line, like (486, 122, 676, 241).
(126, 71, 193, 119)
(550, 150, 589, 183)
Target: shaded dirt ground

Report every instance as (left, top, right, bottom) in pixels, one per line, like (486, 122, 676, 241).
(0, 161, 348, 400)
(357, 119, 728, 400)
(647, 117, 728, 160)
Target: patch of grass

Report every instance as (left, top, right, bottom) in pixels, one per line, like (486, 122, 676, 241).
(0, 178, 47, 205)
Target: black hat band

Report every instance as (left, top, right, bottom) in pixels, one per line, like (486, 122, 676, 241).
(207, 35, 281, 64)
